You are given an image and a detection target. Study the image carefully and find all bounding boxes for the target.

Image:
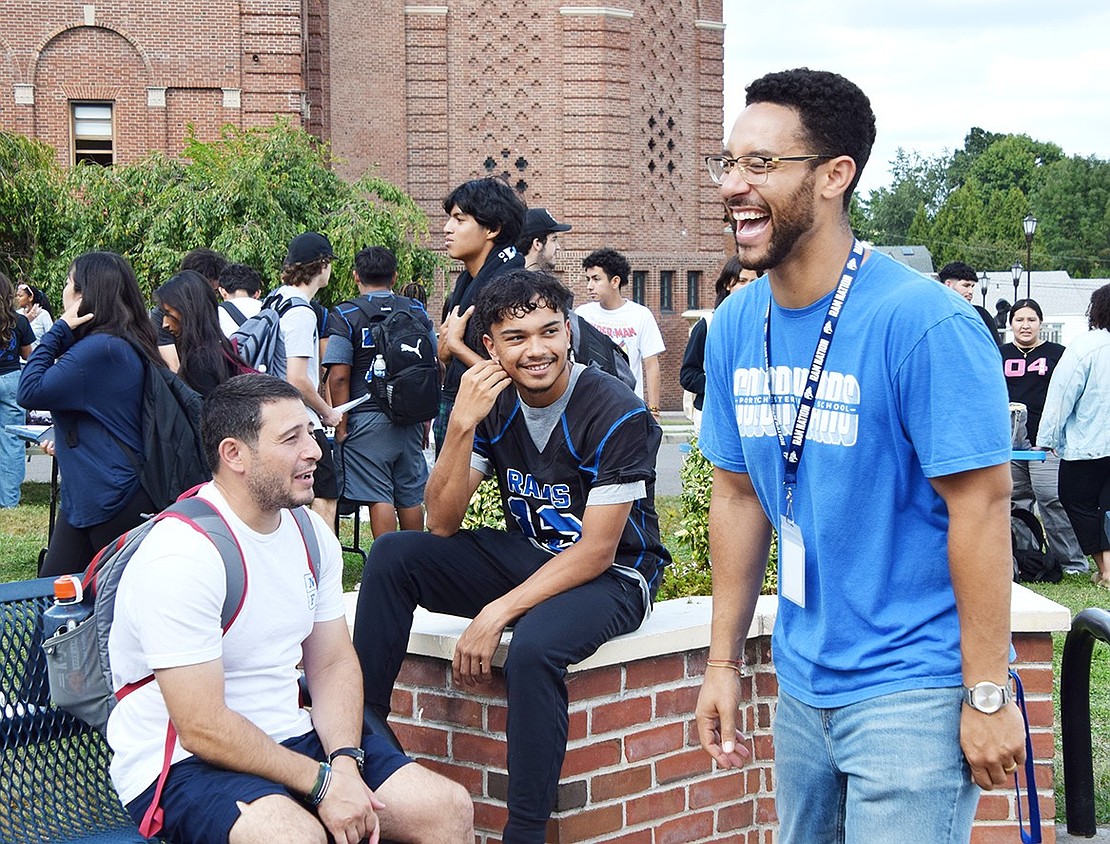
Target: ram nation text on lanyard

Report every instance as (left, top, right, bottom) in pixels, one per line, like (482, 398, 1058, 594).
(763, 238, 864, 608)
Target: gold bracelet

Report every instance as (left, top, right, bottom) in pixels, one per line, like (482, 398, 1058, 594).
(648, 405, 660, 413)
(706, 659, 747, 676)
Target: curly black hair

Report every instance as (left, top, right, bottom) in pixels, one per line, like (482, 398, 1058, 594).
(745, 68, 876, 208)
(443, 178, 527, 249)
(581, 248, 631, 288)
(1088, 283, 1110, 331)
(472, 270, 573, 341)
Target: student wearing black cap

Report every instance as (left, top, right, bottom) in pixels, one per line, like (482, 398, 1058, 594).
(269, 231, 343, 528)
(516, 208, 571, 273)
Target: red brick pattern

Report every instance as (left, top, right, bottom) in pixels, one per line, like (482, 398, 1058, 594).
(391, 631, 1058, 843)
(4, 1, 728, 410)
(4, 0, 306, 165)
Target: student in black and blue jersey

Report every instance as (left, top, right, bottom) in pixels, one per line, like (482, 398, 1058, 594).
(352, 270, 671, 844)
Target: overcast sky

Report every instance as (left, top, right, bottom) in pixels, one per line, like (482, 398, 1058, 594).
(721, 1, 1110, 195)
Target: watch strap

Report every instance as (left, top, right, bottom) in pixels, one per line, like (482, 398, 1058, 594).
(328, 746, 365, 772)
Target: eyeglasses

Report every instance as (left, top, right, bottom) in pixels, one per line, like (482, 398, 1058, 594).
(704, 154, 834, 186)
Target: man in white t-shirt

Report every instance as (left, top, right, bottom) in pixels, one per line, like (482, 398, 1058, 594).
(107, 374, 473, 844)
(216, 262, 264, 338)
(575, 247, 665, 417)
(270, 232, 342, 529)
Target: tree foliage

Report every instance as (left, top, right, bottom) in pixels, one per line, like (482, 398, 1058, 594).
(0, 121, 442, 307)
(855, 127, 1109, 278)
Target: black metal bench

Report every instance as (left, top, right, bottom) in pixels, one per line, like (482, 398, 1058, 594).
(0, 577, 147, 844)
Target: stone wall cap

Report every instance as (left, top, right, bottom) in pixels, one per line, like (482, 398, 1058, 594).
(345, 583, 1070, 671)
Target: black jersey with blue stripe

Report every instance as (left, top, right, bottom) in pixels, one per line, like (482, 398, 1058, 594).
(473, 366, 671, 598)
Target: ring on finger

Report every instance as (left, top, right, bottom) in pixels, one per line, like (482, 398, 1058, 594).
(1003, 762, 1018, 774)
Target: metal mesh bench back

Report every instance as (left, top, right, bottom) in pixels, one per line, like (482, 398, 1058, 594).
(0, 578, 148, 844)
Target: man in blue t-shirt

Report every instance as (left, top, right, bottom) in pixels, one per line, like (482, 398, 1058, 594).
(325, 246, 435, 536)
(695, 68, 1024, 842)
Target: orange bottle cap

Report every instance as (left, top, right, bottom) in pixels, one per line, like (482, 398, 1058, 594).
(53, 575, 82, 602)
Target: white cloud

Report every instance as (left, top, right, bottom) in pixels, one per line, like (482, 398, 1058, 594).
(722, 1, 1110, 194)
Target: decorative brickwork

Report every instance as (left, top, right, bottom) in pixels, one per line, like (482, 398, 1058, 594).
(4, 1, 727, 409)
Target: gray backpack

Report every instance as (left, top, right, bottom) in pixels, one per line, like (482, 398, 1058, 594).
(228, 294, 312, 379)
(43, 493, 321, 731)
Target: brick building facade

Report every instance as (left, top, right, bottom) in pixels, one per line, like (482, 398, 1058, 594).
(2, 1, 729, 409)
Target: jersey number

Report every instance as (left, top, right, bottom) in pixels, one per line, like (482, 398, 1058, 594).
(1004, 357, 1048, 377)
(506, 498, 583, 552)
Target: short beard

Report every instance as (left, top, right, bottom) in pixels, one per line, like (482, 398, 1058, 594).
(735, 170, 817, 273)
(245, 454, 315, 512)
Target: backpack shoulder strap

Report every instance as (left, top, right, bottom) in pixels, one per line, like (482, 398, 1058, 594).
(162, 497, 247, 630)
(289, 506, 322, 580)
(1011, 507, 1048, 553)
(220, 300, 248, 327)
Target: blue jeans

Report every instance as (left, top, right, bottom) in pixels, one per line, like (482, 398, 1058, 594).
(774, 686, 979, 844)
(0, 369, 25, 508)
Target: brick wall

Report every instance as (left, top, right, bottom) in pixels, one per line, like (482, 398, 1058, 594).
(2, 0, 306, 164)
(386, 628, 1057, 843)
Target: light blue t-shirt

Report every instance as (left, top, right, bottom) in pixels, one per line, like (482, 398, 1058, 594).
(699, 250, 1011, 708)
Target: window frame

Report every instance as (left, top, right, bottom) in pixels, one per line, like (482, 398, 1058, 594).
(70, 101, 115, 166)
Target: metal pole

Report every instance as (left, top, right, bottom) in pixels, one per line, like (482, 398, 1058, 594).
(1026, 239, 1033, 299)
(1061, 607, 1110, 837)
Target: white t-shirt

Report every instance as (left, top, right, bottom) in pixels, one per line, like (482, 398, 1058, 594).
(106, 483, 345, 804)
(271, 285, 322, 427)
(574, 300, 666, 399)
(218, 297, 264, 338)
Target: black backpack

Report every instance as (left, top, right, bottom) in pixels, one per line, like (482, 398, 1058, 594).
(1011, 507, 1062, 583)
(352, 295, 441, 425)
(109, 344, 211, 512)
(568, 311, 638, 391)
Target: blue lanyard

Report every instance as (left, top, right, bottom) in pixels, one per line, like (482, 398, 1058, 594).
(1011, 669, 1042, 843)
(764, 239, 864, 516)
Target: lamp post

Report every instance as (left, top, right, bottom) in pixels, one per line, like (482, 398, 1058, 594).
(980, 270, 989, 308)
(1011, 260, 1023, 304)
(1023, 213, 1037, 298)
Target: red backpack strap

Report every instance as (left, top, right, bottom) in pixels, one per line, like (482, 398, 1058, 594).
(138, 721, 178, 838)
(126, 496, 248, 837)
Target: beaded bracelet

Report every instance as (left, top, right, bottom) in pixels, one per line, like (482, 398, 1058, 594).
(706, 658, 748, 677)
(305, 761, 333, 806)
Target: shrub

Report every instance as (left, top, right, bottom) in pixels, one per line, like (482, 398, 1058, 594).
(663, 438, 777, 598)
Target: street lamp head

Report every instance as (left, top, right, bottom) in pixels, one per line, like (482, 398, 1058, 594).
(979, 270, 989, 296)
(1023, 213, 1038, 243)
(1011, 261, 1023, 295)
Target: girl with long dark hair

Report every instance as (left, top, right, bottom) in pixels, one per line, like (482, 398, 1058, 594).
(1, 271, 36, 507)
(18, 251, 164, 574)
(154, 270, 249, 397)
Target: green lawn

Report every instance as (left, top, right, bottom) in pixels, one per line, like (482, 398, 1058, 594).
(3, 480, 1107, 824)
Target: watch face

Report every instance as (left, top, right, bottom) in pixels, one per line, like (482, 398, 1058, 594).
(973, 684, 1004, 712)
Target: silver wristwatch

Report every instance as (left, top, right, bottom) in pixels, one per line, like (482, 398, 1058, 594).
(963, 680, 1012, 714)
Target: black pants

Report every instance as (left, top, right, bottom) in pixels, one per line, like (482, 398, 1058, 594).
(1058, 456, 1110, 554)
(352, 527, 645, 844)
(39, 485, 155, 577)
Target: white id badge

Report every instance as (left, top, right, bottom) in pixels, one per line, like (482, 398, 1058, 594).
(778, 515, 806, 608)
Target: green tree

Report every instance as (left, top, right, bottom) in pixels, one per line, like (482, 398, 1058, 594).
(0, 133, 66, 282)
(4, 121, 442, 308)
(1032, 155, 1110, 278)
(862, 148, 948, 245)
